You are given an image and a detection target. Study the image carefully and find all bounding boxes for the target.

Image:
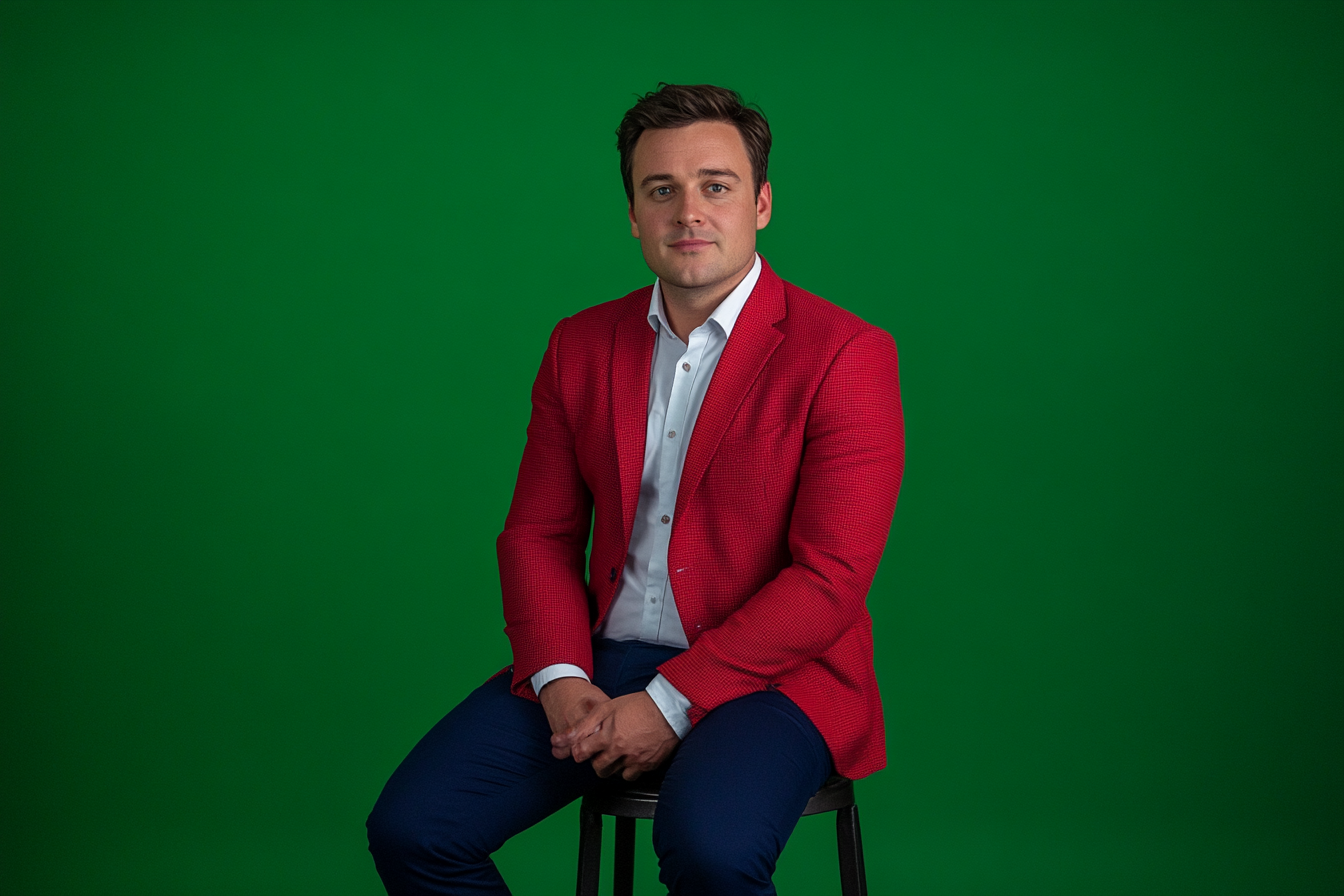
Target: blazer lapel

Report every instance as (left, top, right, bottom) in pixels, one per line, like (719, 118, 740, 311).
(611, 293, 656, 543)
(675, 260, 787, 518)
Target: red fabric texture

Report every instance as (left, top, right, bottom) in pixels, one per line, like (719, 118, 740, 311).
(495, 258, 904, 780)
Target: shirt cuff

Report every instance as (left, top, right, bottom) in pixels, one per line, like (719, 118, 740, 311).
(645, 673, 693, 740)
(531, 663, 591, 696)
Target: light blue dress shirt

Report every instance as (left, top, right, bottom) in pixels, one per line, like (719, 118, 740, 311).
(530, 254, 763, 738)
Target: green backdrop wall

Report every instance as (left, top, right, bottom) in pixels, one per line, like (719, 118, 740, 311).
(2, 1, 1341, 894)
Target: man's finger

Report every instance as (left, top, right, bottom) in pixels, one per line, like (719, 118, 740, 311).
(593, 752, 623, 779)
(553, 714, 600, 749)
(568, 715, 606, 746)
(571, 737, 597, 763)
(571, 725, 612, 763)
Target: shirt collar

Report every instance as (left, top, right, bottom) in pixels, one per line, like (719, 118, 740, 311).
(647, 253, 763, 342)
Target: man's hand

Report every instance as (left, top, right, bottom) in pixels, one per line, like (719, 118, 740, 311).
(538, 678, 610, 759)
(565, 691, 680, 781)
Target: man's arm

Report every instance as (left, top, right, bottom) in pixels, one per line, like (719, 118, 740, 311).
(496, 317, 599, 699)
(657, 326, 904, 712)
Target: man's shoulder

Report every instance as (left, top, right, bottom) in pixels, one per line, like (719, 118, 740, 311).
(557, 286, 651, 339)
(748, 256, 889, 347)
(776, 276, 892, 352)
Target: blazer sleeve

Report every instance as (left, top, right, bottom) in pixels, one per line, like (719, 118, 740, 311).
(496, 317, 596, 701)
(657, 326, 904, 715)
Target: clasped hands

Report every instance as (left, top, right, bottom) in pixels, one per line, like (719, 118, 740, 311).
(538, 677, 679, 781)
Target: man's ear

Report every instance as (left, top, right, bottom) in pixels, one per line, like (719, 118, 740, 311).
(628, 202, 640, 239)
(755, 181, 773, 230)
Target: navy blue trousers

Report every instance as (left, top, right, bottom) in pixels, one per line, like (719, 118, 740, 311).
(367, 639, 833, 895)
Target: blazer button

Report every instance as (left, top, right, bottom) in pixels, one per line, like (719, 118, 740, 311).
(609, 567, 617, 582)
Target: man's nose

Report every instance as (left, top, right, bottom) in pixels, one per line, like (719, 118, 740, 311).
(675, 194, 704, 227)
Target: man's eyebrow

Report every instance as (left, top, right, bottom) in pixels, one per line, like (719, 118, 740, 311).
(638, 168, 743, 188)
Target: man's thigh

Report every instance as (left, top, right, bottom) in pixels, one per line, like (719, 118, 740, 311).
(652, 689, 835, 896)
(367, 640, 684, 888)
(367, 672, 597, 877)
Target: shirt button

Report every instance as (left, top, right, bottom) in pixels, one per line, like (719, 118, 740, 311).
(649, 597, 657, 604)
(682, 362, 691, 371)
(668, 430, 676, 438)
(661, 515, 670, 524)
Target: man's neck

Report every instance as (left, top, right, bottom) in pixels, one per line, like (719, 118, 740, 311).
(659, 258, 754, 343)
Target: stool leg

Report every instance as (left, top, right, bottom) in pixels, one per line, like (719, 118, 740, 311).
(836, 804, 868, 896)
(576, 803, 603, 896)
(614, 816, 636, 896)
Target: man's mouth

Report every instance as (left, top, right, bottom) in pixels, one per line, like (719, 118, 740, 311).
(669, 239, 714, 251)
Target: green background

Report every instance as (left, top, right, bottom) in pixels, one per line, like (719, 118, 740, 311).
(2, 1, 1341, 893)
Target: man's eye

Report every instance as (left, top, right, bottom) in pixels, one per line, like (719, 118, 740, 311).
(708, 184, 726, 193)
(655, 186, 672, 196)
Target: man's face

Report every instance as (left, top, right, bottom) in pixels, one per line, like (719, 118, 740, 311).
(627, 121, 772, 297)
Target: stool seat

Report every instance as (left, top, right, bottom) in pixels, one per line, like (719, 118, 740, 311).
(576, 772, 868, 896)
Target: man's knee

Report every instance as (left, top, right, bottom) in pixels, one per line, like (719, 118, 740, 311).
(652, 804, 777, 893)
(366, 794, 486, 875)
(366, 797, 417, 865)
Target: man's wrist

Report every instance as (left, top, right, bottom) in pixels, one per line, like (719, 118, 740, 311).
(645, 673, 692, 739)
(531, 663, 591, 696)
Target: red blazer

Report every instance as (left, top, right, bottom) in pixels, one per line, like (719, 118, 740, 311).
(496, 258, 904, 779)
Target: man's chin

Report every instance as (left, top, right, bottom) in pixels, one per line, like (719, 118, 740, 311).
(656, 261, 728, 292)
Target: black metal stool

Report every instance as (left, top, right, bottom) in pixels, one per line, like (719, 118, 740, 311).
(575, 772, 867, 896)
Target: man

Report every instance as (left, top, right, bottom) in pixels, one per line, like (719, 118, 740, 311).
(368, 83, 904, 895)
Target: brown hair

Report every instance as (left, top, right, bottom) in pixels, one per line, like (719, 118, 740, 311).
(616, 83, 772, 205)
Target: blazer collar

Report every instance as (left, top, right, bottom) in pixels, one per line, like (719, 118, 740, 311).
(675, 256, 786, 518)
